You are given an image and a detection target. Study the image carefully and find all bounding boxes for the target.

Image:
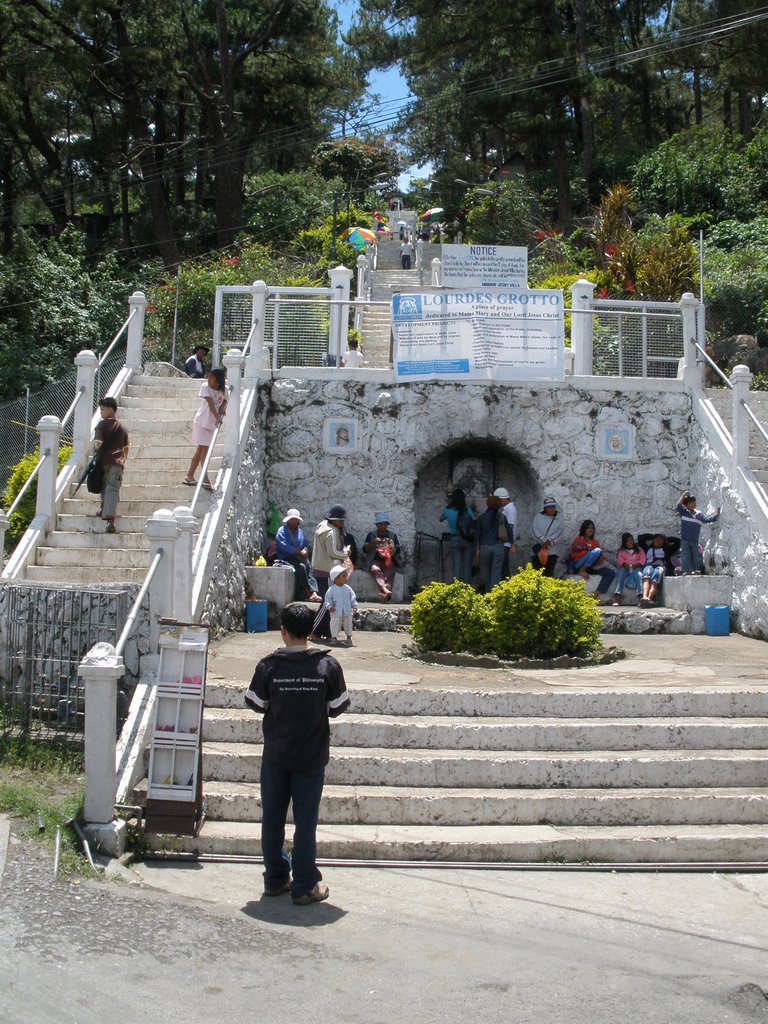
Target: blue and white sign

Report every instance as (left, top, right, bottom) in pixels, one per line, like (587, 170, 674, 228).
(392, 288, 565, 382)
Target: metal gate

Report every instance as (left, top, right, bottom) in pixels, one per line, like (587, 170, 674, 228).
(589, 298, 687, 378)
(1, 585, 132, 741)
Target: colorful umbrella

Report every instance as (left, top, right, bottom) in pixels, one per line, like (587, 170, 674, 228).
(344, 226, 377, 249)
(420, 207, 444, 221)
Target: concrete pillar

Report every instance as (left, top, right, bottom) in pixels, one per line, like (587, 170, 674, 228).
(329, 265, 353, 365)
(0, 509, 9, 550)
(246, 280, 269, 379)
(126, 291, 148, 372)
(222, 347, 243, 456)
(81, 642, 126, 853)
(680, 292, 703, 389)
(356, 254, 367, 296)
(73, 350, 98, 457)
(173, 505, 198, 623)
(431, 258, 441, 286)
(36, 415, 61, 523)
(731, 363, 753, 488)
(570, 278, 596, 376)
(145, 509, 180, 652)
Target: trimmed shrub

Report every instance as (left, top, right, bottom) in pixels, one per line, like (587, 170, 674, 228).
(2, 444, 72, 551)
(410, 566, 602, 660)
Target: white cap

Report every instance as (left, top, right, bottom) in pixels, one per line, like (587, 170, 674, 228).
(330, 564, 346, 582)
(493, 487, 510, 499)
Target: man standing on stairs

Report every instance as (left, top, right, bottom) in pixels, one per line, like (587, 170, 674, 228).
(245, 603, 350, 906)
(400, 236, 414, 270)
(93, 397, 129, 535)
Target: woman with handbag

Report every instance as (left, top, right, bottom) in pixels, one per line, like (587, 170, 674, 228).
(611, 533, 646, 606)
(362, 512, 404, 602)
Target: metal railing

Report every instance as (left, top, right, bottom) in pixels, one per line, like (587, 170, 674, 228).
(694, 340, 733, 390)
(115, 550, 163, 658)
(3, 449, 49, 520)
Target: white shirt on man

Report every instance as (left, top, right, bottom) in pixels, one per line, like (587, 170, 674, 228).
(341, 349, 363, 368)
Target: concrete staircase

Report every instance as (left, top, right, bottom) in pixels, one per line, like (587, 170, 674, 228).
(143, 668, 768, 863)
(360, 212, 443, 367)
(24, 375, 223, 585)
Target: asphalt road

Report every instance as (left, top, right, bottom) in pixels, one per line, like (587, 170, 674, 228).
(1, 820, 767, 1024)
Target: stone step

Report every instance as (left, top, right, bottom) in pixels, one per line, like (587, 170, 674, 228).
(56, 514, 154, 533)
(186, 781, 768, 827)
(45, 529, 150, 550)
(147, 819, 768, 863)
(201, 708, 768, 750)
(201, 742, 768, 788)
(125, 378, 202, 397)
(205, 681, 768, 718)
(36, 545, 150, 568)
(25, 564, 148, 585)
(60, 495, 213, 517)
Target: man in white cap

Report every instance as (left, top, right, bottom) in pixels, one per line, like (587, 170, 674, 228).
(274, 509, 321, 602)
(494, 486, 517, 578)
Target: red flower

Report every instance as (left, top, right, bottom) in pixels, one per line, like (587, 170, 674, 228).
(604, 244, 617, 258)
(624, 279, 635, 294)
(146, 305, 157, 312)
(597, 287, 609, 299)
(533, 229, 546, 242)
(223, 257, 240, 266)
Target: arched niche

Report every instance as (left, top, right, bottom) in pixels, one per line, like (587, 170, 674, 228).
(412, 440, 540, 589)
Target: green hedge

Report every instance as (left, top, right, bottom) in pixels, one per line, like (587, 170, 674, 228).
(410, 566, 602, 660)
(3, 445, 72, 551)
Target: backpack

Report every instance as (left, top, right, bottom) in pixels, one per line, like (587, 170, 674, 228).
(457, 511, 475, 542)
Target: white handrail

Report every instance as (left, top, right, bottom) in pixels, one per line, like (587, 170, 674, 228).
(114, 550, 163, 658)
(694, 341, 733, 389)
(3, 449, 49, 518)
(59, 385, 86, 432)
(98, 309, 137, 369)
(189, 420, 223, 513)
(742, 400, 768, 447)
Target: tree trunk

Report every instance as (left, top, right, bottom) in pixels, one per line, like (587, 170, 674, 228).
(0, 147, 13, 254)
(693, 67, 702, 125)
(738, 91, 752, 140)
(723, 88, 732, 130)
(552, 132, 572, 229)
(575, 0, 594, 182)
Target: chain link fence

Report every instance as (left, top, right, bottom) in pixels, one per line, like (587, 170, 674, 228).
(590, 300, 685, 379)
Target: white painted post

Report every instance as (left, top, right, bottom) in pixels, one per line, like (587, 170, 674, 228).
(145, 510, 180, 652)
(354, 255, 367, 334)
(173, 505, 198, 623)
(81, 642, 127, 854)
(126, 291, 148, 372)
(73, 350, 98, 457)
(570, 278, 596, 376)
(680, 292, 702, 389)
(431, 257, 442, 286)
(731, 363, 753, 488)
(36, 415, 61, 524)
(0, 510, 9, 550)
(329, 265, 353, 365)
(247, 280, 269, 379)
(222, 347, 243, 456)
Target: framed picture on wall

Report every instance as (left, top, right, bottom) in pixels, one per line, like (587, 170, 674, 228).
(597, 424, 635, 461)
(324, 417, 358, 453)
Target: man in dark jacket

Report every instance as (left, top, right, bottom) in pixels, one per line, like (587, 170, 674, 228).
(244, 603, 350, 905)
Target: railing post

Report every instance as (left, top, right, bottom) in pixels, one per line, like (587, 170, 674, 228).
(570, 278, 595, 376)
(680, 292, 702, 389)
(36, 415, 61, 524)
(0, 510, 9, 550)
(329, 264, 353, 365)
(81, 642, 126, 855)
(73, 349, 98, 457)
(354, 255, 368, 334)
(246, 280, 269, 380)
(145, 510, 180, 652)
(431, 257, 442, 286)
(222, 347, 243, 456)
(126, 291, 147, 372)
(173, 505, 198, 623)
(731, 363, 753, 488)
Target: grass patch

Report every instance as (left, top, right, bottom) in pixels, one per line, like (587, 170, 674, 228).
(0, 734, 92, 875)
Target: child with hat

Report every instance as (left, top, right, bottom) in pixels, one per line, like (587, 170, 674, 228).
(324, 564, 358, 646)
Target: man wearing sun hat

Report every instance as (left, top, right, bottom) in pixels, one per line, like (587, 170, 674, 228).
(274, 508, 321, 603)
(494, 486, 517, 578)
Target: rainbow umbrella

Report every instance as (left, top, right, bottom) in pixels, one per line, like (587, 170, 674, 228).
(344, 226, 377, 249)
(420, 207, 444, 221)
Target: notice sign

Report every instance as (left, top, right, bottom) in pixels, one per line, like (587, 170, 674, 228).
(441, 244, 528, 288)
(392, 288, 564, 382)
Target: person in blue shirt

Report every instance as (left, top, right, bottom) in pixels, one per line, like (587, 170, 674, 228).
(474, 493, 514, 593)
(439, 488, 475, 584)
(676, 489, 720, 575)
(184, 344, 209, 378)
(274, 509, 322, 602)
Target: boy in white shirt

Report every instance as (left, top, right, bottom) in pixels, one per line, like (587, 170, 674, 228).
(324, 564, 358, 645)
(341, 339, 363, 368)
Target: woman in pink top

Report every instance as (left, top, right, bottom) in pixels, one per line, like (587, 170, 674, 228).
(183, 367, 227, 490)
(611, 532, 646, 606)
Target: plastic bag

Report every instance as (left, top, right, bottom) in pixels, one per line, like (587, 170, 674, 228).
(266, 502, 281, 537)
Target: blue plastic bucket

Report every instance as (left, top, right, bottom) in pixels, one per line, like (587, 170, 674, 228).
(244, 599, 268, 633)
(704, 604, 729, 636)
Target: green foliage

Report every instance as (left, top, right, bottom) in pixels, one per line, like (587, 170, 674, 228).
(243, 170, 333, 244)
(312, 137, 401, 189)
(0, 230, 128, 400)
(410, 567, 602, 660)
(409, 581, 483, 654)
(464, 180, 538, 246)
(3, 444, 72, 550)
(703, 243, 768, 344)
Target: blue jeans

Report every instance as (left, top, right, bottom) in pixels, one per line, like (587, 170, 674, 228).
(479, 543, 505, 592)
(450, 535, 474, 584)
(572, 547, 615, 594)
(679, 539, 701, 574)
(260, 759, 325, 899)
(614, 566, 641, 595)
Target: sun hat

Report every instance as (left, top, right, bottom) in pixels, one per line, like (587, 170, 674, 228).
(493, 487, 510, 499)
(330, 565, 346, 582)
(327, 504, 347, 520)
(373, 511, 390, 524)
(282, 508, 303, 523)
(542, 497, 558, 508)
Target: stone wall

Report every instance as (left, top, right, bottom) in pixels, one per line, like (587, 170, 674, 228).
(258, 374, 695, 597)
